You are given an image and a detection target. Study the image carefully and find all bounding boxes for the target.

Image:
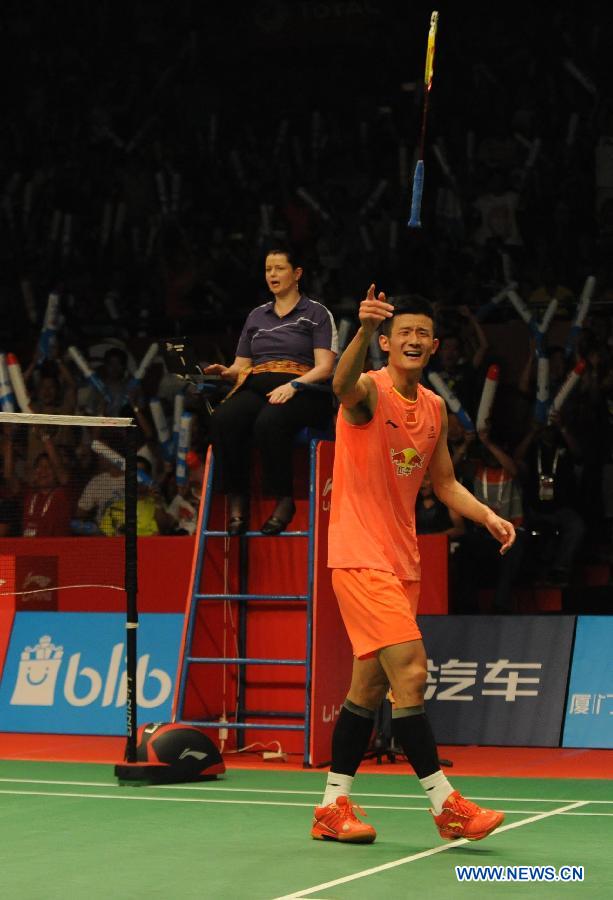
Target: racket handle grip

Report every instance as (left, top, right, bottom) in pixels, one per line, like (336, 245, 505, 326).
(408, 160, 424, 228)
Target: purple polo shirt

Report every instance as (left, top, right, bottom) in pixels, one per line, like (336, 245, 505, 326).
(235, 295, 338, 367)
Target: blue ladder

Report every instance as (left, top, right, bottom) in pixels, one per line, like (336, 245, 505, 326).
(174, 435, 323, 766)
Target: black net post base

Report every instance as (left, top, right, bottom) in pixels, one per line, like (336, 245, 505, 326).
(114, 763, 223, 785)
(115, 722, 226, 784)
(114, 762, 178, 785)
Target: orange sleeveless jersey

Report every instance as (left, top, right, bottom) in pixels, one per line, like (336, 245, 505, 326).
(328, 367, 442, 581)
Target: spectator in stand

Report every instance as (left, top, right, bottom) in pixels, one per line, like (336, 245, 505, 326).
(427, 306, 489, 419)
(454, 425, 526, 612)
(100, 456, 174, 536)
(23, 353, 77, 472)
(77, 345, 154, 449)
(22, 452, 72, 537)
(24, 349, 77, 413)
(205, 247, 337, 535)
(446, 412, 476, 486)
(166, 479, 201, 535)
(74, 450, 125, 534)
(514, 412, 586, 587)
(472, 168, 523, 250)
(3, 427, 72, 537)
(86, 348, 133, 417)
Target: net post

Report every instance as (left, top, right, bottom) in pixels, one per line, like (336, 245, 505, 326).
(124, 422, 138, 762)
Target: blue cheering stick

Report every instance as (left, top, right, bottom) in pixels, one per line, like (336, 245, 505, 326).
(0, 352, 17, 412)
(427, 371, 475, 432)
(474, 282, 516, 322)
(172, 391, 185, 456)
(68, 346, 112, 405)
(565, 276, 595, 358)
(37, 292, 60, 361)
(149, 398, 174, 463)
(127, 342, 159, 394)
(531, 295, 559, 357)
(175, 411, 193, 486)
(534, 355, 550, 424)
(91, 439, 153, 486)
(505, 288, 539, 340)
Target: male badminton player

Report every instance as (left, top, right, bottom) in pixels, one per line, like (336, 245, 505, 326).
(312, 286, 515, 843)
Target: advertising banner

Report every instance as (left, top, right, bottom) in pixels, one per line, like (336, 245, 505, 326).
(0, 612, 183, 734)
(420, 615, 576, 746)
(562, 615, 613, 749)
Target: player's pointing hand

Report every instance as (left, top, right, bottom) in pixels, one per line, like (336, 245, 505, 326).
(359, 284, 394, 336)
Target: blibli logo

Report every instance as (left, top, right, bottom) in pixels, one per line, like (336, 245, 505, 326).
(10, 635, 64, 706)
(10, 634, 172, 709)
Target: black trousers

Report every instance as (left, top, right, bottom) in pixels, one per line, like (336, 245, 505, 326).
(209, 372, 332, 497)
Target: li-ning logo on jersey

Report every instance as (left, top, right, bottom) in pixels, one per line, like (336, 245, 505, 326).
(391, 447, 425, 476)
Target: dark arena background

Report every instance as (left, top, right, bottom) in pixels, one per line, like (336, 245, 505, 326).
(0, 1, 611, 897)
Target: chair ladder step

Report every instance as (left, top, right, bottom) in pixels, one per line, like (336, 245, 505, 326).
(203, 529, 308, 537)
(181, 720, 305, 731)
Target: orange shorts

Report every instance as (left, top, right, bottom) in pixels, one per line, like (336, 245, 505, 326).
(331, 568, 422, 659)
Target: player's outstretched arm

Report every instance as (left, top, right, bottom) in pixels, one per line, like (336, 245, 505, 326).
(333, 284, 393, 414)
(429, 398, 516, 555)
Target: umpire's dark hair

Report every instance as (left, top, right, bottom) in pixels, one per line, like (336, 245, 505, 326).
(264, 244, 302, 269)
(381, 294, 437, 338)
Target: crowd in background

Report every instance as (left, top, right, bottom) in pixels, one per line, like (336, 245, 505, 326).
(1, 0, 613, 608)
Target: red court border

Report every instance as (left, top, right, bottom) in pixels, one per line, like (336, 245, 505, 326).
(1, 733, 611, 779)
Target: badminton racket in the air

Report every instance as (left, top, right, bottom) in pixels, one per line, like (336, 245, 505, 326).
(408, 10, 439, 228)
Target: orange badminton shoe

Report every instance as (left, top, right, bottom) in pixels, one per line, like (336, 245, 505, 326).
(311, 796, 376, 843)
(432, 791, 504, 841)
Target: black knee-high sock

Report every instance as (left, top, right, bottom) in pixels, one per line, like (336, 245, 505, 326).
(391, 706, 440, 778)
(331, 700, 375, 776)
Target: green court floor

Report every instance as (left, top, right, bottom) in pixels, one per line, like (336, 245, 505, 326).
(0, 761, 610, 899)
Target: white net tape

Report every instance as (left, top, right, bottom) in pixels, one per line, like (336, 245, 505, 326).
(0, 413, 133, 427)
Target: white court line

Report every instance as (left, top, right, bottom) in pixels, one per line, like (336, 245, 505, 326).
(271, 801, 589, 900)
(1, 790, 314, 808)
(0, 788, 609, 817)
(0, 778, 611, 805)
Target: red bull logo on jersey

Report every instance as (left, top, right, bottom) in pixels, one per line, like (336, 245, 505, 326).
(391, 447, 425, 476)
